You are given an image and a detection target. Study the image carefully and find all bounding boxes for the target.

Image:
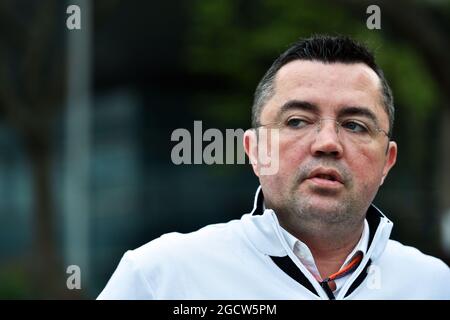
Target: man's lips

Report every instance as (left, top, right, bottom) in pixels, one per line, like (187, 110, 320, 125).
(307, 177, 343, 188)
(304, 167, 344, 188)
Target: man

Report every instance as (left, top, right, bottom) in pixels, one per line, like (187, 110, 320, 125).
(98, 35, 450, 299)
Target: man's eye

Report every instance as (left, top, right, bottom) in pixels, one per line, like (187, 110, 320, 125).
(286, 118, 309, 129)
(342, 120, 369, 133)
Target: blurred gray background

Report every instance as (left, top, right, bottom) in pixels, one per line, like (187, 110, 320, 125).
(0, 0, 449, 298)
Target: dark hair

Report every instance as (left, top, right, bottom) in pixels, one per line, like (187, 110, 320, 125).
(252, 35, 394, 137)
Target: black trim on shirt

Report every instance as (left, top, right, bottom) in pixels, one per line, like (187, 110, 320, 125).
(341, 204, 383, 298)
(344, 259, 372, 298)
(366, 205, 382, 248)
(251, 187, 265, 216)
(269, 255, 320, 298)
(320, 281, 336, 300)
(256, 187, 386, 299)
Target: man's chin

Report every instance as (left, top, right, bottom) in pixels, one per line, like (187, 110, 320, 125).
(295, 183, 344, 199)
(306, 201, 343, 213)
(293, 192, 345, 214)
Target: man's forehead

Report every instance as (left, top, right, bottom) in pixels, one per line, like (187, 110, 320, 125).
(274, 60, 381, 93)
(262, 60, 386, 121)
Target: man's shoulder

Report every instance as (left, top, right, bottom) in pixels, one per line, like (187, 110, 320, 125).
(97, 216, 252, 299)
(379, 240, 450, 297)
(383, 239, 449, 273)
(128, 215, 247, 264)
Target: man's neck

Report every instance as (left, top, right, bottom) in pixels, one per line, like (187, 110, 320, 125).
(281, 219, 364, 279)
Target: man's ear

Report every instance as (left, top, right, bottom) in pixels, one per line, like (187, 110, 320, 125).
(380, 141, 397, 186)
(243, 129, 259, 177)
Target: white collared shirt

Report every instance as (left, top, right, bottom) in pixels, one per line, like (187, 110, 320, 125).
(280, 219, 369, 295)
(98, 187, 450, 299)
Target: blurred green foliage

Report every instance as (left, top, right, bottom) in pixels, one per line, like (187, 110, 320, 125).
(186, 0, 439, 126)
(0, 264, 32, 299)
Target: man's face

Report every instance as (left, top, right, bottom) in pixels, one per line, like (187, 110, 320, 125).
(244, 60, 397, 229)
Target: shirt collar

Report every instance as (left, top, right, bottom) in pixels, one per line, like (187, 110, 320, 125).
(281, 219, 369, 256)
(263, 199, 370, 259)
(246, 186, 393, 261)
(279, 220, 369, 279)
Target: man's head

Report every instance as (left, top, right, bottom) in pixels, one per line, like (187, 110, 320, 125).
(252, 35, 394, 137)
(243, 35, 397, 236)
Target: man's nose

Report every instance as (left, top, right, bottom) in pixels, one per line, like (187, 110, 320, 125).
(310, 120, 344, 158)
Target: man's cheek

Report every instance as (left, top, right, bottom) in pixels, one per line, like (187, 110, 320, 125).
(349, 152, 380, 180)
(353, 167, 381, 193)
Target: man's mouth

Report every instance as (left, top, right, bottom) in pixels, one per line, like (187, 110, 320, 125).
(314, 174, 338, 181)
(305, 168, 344, 188)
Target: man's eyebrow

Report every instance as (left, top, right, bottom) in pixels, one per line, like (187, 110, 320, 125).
(274, 101, 381, 126)
(276, 100, 320, 120)
(337, 106, 380, 125)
